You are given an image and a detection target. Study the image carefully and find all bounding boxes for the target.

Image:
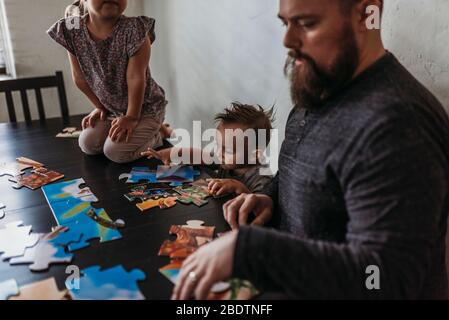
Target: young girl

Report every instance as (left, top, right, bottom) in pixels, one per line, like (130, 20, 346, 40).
(48, 0, 168, 164)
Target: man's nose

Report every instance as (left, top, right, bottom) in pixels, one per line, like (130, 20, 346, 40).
(283, 25, 302, 50)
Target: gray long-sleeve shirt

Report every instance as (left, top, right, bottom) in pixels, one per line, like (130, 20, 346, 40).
(233, 52, 449, 299)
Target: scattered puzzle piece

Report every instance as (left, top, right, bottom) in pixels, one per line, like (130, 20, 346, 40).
(68, 265, 146, 300)
(0, 157, 43, 178)
(9, 278, 68, 300)
(56, 127, 81, 138)
(0, 221, 39, 260)
(42, 179, 122, 251)
(0, 203, 5, 219)
(174, 185, 210, 207)
(9, 167, 64, 190)
(0, 279, 19, 300)
(124, 185, 178, 202)
(136, 197, 178, 212)
(9, 226, 75, 271)
(158, 220, 215, 259)
(119, 167, 158, 184)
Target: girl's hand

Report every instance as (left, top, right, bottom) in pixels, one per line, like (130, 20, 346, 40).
(208, 179, 250, 197)
(141, 147, 172, 165)
(109, 115, 139, 143)
(82, 108, 108, 129)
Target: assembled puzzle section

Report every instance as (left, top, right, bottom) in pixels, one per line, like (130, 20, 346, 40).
(67, 265, 146, 300)
(174, 185, 211, 207)
(56, 127, 81, 138)
(42, 179, 123, 251)
(119, 165, 200, 187)
(9, 167, 64, 190)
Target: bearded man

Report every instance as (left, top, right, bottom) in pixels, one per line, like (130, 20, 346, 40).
(172, 0, 449, 300)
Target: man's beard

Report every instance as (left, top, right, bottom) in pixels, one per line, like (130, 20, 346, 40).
(284, 25, 360, 110)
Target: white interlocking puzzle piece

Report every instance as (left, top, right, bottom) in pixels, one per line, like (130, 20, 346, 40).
(9, 227, 74, 271)
(0, 221, 39, 260)
(0, 157, 43, 178)
(185, 220, 206, 229)
(0, 279, 19, 300)
(0, 203, 5, 219)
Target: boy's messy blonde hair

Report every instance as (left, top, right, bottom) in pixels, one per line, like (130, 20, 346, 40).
(214, 102, 275, 146)
(65, 0, 86, 18)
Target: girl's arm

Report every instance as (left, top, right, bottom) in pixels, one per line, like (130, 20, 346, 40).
(68, 53, 106, 112)
(109, 37, 151, 142)
(125, 36, 151, 119)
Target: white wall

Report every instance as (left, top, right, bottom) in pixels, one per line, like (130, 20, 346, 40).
(0, 0, 143, 123)
(144, 0, 449, 173)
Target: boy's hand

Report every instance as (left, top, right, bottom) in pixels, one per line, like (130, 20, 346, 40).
(82, 108, 108, 129)
(109, 115, 139, 143)
(141, 147, 172, 165)
(208, 179, 250, 197)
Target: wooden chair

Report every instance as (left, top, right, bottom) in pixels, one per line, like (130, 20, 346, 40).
(0, 71, 69, 125)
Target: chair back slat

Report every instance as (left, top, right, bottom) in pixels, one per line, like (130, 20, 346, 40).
(0, 71, 70, 124)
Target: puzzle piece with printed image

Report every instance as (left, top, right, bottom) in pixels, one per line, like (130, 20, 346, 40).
(156, 165, 200, 184)
(0, 157, 43, 178)
(67, 265, 146, 300)
(136, 197, 178, 212)
(0, 221, 39, 260)
(9, 167, 64, 190)
(42, 179, 123, 252)
(9, 278, 68, 300)
(119, 167, 158, 184)
(9, 226, 78, 271)
(158, 220, 215, 259)
(174, 185, 211, 207)
(124, 185, 179, 202)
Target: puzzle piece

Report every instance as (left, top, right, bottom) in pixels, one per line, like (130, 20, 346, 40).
(42, 179, 122, 251)
(174, 185, 210, 207)
(124, 185, 179, 202)
(9, 167, 64, 190)
(68, 265, 146, 300)
(9, 278, 68, 300)
(0, 157, 43, 178)
(56, 127, 81, 138)
(158, 220, 215, 259)
(156, 165, 200, 183)
(136, 197, 178, 212)
(9, 226, 75, 271)
(0, 203, 5, 219)
(119, 167, 158, 184)
(0, 221, 39, 260)
(0, 279, 19, 300)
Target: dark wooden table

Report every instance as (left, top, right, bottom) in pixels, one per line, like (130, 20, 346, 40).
(0, 115, 230, 299)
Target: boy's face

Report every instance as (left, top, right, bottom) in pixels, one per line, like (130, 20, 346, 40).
(215, 122, 258, 170)
(87, 0, 127, 19)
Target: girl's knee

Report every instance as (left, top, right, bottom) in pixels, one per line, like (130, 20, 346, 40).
(78, 129, 104, 155)
(103, 140, 137, 164)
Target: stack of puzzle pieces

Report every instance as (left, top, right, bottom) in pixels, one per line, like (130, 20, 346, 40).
(158, 220, 258, 300)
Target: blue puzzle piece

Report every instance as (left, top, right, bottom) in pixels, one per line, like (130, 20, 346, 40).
(68, 265, 146, 300)
(52, 209, 122, 252)
(119, 167, 158, 184)
(0, 279, 19, 300)
(156, 165, 200, 182)
(42, 179, 122, 251)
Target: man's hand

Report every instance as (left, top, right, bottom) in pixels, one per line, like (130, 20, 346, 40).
(82, 108, 108, 129)
(208, 179, 250, 196)
(223, 193, 273, 230)
(141, 147, 172, 165)
(172, 231, 237, 300)
(108, 115, 139, 143)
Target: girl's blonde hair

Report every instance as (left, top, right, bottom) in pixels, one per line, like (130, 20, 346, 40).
(65, 0, 86, 18)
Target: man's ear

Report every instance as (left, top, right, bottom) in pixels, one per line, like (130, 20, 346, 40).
(353, 0, 383, 31)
